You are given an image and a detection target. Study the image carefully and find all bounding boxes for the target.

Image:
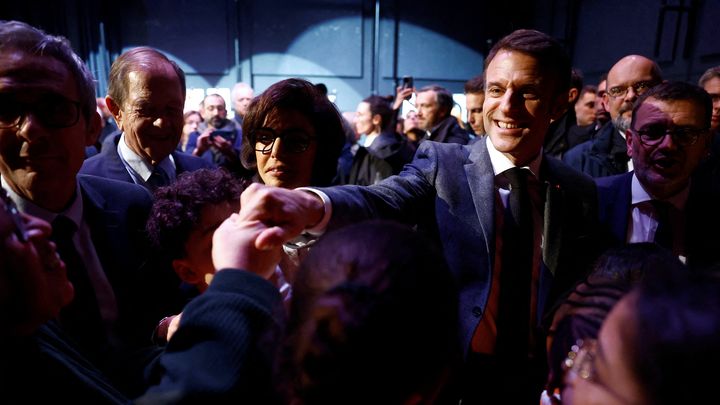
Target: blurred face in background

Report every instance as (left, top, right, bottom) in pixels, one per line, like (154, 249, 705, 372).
(201, 95, 228, 129)
(466, 92, 485, 135)
(183, 112, 201, 138)
(575, 90, 597, 127)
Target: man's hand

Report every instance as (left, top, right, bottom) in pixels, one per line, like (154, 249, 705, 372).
(192, 128, 214, 156)
(393, 86, 414, 111)
(239, 183, 325, 250)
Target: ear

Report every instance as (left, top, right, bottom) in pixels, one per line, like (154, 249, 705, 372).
(105, 96, 123, 131)
(568, 87, 579, 104)
(626, 129, 634, 158)
(371, 113, 382, 127)
(172, 259, 202, 285)
(602, 92, 610, 114)
(85, 110, 102, 147)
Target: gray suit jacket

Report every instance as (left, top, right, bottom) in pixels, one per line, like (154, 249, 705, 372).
(321, 139, 600, 354)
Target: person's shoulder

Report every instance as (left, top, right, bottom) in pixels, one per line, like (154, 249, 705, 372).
(595, 172, 631, 191)
(78, 174, 153, 204)
(545, 155, 596, 191)
(173, 151, 216, 170)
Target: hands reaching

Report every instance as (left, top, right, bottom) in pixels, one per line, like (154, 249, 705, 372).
(210, 183, 325, 279)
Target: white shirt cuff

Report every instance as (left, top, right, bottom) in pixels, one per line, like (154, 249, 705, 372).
(295, 187, 331, 236)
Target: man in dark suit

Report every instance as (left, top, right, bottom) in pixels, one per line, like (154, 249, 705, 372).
(596, 81, 719, 269)
(238, 29, 601, 404)
(564, 55, 663, 177)
(415, 84, 470, 144)
(0, 21, 181, 396)
(81, 47, 213, 190)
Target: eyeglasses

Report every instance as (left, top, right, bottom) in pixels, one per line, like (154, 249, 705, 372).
(607, 81, 658, 98)
(0, 93, 81, 129)
(631, 125, 708, 147)
(0, 188, 28, 243)
(252, 127, 316, 154)
(562, 339, 635, 405)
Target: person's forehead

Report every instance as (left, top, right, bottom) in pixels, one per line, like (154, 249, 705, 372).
(486, 50, 547, 84)
(702, 76, 720, 94)
(608, 59, 656, 86)
(417, 91, 436, 102)
(636, 97, 704, 125)
(0, 50, 79, 98)
(204, 95, 226, 106)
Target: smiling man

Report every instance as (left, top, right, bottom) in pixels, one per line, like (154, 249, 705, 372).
(0, 21, 183, 395)
(596, 81, 719, 268)
(234, 29, 601, 404)
(81, 47, 213, 191)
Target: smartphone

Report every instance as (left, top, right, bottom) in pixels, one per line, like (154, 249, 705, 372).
(401, 76, 414, 100)
(211, 129, 235, 141)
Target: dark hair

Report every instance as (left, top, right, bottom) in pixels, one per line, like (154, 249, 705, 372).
(484, 29, 571, 96)
(628, 267, 720, 405)
(698, 66, 720, 88)
(362, 95, 394, 132)
(241, 78, 345, 187)
(417, 84, 453, 117)
(280, 221, 460, 404)
(146, 168, 245, 260)
(0, 20, 96, 123)
(464, 75, 485, 94)
(578, 85, 597, 99)
(107, 47, 186, 109)
(570, 68, 584, 91)
(200, 93, 226, 109)
(632, 81, 713, 130)
(546, 243, 685, 392)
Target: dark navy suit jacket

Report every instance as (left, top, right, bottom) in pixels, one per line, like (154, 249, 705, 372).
(320, 139, 601, 355)
(75, 174, 184, 394)
(80, 134, 215, 184)
(596, 171, 720, 269)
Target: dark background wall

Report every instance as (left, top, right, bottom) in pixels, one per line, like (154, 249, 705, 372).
(2, 0, 718, 113)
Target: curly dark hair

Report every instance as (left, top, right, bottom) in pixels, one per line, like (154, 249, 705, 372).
(146, 168, 246, 260)
(240, 78, 345, 187)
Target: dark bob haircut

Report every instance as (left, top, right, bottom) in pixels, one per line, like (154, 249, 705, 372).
(241, 78, 346, 187)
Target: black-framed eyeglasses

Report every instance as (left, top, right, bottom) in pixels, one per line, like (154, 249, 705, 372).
(0, 93, 81, 129)
(607, 81, 658, 98)
(631, 125, 708, 147)
(252, 127, 316, 154)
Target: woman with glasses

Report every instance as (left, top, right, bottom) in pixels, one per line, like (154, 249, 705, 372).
(239, 79, 345, 284)
(240, 78, 345, 190)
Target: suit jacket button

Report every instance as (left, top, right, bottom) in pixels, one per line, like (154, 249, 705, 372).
(472, 306, 483, 317)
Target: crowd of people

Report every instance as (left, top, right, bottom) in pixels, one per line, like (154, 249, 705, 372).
(1, 18, 720, 405)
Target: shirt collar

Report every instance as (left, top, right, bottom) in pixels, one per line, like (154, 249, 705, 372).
(2, 176, 83, 227)
(630, 172, 689, 210)
(486, 136, 543, 180)
(118, 132, 176, 182)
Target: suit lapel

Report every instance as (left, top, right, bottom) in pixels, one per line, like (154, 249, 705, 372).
(105, 135, 135, 183)
(465, 140, 496, 258)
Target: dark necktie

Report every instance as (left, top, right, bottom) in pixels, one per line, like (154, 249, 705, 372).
(651, 200, 673, 250)
(496, 167, 533, 360)
(51, 215, 104, 354)
(146, 167, 169, 191)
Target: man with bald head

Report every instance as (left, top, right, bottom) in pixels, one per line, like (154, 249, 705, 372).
(565, 55, 663, 177)
(81, 47, 213, 191)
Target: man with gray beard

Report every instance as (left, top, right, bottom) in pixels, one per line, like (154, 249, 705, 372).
(564, 55, 662, 177)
